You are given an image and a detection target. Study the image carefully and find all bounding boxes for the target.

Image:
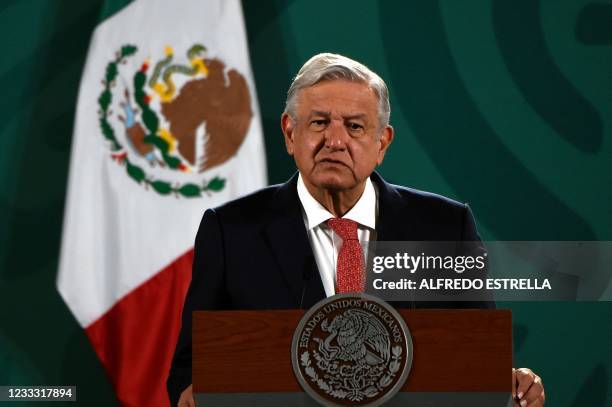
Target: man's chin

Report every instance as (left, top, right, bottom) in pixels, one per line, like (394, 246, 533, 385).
(310, 175, 357, 192)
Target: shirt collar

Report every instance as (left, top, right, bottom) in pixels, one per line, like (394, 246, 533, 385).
(297, 173, 377, 230)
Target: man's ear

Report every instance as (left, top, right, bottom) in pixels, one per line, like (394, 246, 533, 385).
(281, 113, 295, 156)
(376, 125, 394, 166)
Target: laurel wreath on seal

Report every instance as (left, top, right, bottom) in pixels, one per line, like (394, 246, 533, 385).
(300, 345, 403, 401)
(97, 44, 226, 198)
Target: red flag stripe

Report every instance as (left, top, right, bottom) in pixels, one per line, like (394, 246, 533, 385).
(86, 250, 193, 407)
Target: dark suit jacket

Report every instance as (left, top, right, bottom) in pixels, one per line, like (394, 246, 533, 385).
(166, 172, 493, 404)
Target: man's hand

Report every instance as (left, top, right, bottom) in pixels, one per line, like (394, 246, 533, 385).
(513, 368, 545, 406)
(177, 384, 195, 407)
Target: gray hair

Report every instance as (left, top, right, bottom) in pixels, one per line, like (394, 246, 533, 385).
(284, 53, 391, 129)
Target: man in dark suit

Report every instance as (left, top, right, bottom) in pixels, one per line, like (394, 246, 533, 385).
(168, 53, 545, 407)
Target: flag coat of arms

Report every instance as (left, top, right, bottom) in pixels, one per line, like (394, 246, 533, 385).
(57, 0, 266, 405)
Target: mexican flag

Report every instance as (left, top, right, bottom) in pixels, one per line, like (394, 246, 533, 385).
(56, 0, 266, 405)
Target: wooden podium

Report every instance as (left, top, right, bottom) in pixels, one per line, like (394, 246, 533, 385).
(193, 309, 513, 406)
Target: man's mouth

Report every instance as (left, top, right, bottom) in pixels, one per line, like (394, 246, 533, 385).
(318, 158, 347, 167)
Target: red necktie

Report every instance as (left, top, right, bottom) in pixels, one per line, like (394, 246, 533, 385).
(327, 218, 365, 293)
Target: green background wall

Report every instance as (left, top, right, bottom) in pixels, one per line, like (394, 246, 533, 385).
(1, 0, 611, 405)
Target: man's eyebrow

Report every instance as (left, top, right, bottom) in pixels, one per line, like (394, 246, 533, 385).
(309, 110, 331, 117)
(308, 111, 367, 120)
(343, 113, 367, 121)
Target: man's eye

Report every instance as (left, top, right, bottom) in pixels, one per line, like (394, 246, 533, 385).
(310, 120, 328, 128)
(348, 122, 364, 131)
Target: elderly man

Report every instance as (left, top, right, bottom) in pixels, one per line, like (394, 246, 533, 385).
(167, 53, 545, 407)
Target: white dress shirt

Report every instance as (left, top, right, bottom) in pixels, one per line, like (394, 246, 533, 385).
(297, 173, 377, 297)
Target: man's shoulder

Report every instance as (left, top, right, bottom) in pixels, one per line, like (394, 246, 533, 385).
(383, 180, 468, 213)
(378, 179, 476, 240)
(206, 182, 290, 223)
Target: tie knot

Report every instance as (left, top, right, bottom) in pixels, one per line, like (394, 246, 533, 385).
(327, 218, 359, 241)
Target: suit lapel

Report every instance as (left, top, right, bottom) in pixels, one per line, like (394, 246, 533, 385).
(371, 172, 418, 309)
(263, 174, 326, 308)
(372, 171, 414, 242)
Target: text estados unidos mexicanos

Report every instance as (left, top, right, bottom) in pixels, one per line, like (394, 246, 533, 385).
(372, 253, 486, 274)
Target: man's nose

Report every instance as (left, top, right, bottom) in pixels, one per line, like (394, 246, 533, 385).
(324, 119, 348, 150)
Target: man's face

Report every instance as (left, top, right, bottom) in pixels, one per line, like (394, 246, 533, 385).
(281, 80, 393, 195)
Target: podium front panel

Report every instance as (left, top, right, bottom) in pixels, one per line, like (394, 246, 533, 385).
(193, 309, 512, 404)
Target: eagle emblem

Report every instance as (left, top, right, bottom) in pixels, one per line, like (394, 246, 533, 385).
(292, 294, 412, 406)
(316, 309, 390, 366)
(97, 44, 253, 197)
